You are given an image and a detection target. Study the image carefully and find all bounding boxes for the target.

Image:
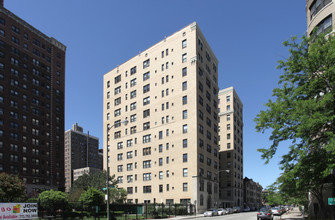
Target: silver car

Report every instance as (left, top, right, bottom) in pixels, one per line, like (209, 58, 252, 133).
(204, 208, 218, 217)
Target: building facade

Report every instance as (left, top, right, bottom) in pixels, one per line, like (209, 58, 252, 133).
(306, 0, 335, 217)
(306, 0, 334, 37)
(0, 3, 66, 195)
(64, 123, 100, 192)
(103, 22, 220, 213)
(218, 87, 243, 208)
(243, 177, 262, 210)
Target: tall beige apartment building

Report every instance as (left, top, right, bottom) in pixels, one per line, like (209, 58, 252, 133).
(306, 0, 334, 36)
(103, 22, 219, 212)
(218, 87, 243, 207)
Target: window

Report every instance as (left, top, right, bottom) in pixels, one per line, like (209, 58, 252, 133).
(315, 14, 333, 36)
(115, 75, 121, 84)
(199, 96, 203, 106)
(207, 158, 212, 166)
(127, 139, 133, 147)
(130, 66, 137, 75)
(143, 109, 150, 118)
(127, 163, 133, 171)
(198, 110, 203, 120)
(159, 158, 163, 166)
(143, 173, 151, 181)
(143, 134, 151, 143)
(117, 165, 123, 172)
(143, 122, 150, 130)
(182, 67, 187, 77)
(143, 96, 150, 105)
(127, 175, 133, 183)
(182, 81, 187, 91)
(227, 124, 231, 130)
(183, 139, 188, 148)
(159, 185, 163, 193)
(130, 90, 136, 99)
(207, 144, 212, 153)
(130, 114, 136, 122)
(182, 96, 187, 105)
(182, 39, 187, 48)
(183, 110, 187, 119)
(183, 183, 188, 192)
(114, 131, 121, 139)
(130, 102, 136, 110)
(159, 171, 163, 179)
(227, 114, 231, 121)
(183, 124, 188, 133)
(226, 95, 231, 102)
(182, 53, 187, 63)
(143, 147, 151, 156)
(227, 133, 231, 140)
(114, 97, 121, 106)
(310, 0, 332, 20)
(183, 153, 188, 162)
(117, 142, 123, 149)
(143, 84, 150, 93)
(183, 168, 188, 177)
(199, 124, 204, 134)
(143, 59, 150, 69)
(227, 105, 230, 111)
(130, 126, 136, 134)
(117, 153, 123, 161)
(227, 143, 231, 149)
(130, 78, 137, 87)
(114, 108, 121, 117)
(199, 154, 204, 163)
(143, 186, 151, 193)
(143, 71, 150, 81)
(159, 131, 163, 139)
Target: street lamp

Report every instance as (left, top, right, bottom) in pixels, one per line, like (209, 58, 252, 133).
(106, 119, 128, 220)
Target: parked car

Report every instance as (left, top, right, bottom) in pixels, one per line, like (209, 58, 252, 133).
(257, 207, 274, 220)
(204, 208, 218, 217)
(217, 208, 227, 215)
(271, 207, 282, 215)
(243, 206, 250, 212)
(232, 206, 240, 213)
(226, 207, 233, 214)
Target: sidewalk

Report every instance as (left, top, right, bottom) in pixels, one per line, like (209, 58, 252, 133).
(280, 207, 307, 220)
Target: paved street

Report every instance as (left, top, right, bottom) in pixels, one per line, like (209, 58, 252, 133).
(169, 207, 305, 220)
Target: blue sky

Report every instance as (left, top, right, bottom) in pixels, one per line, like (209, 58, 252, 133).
(5, 0, 307, 189)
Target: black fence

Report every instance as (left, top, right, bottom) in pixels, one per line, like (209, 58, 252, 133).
(38, 201, 196, 219)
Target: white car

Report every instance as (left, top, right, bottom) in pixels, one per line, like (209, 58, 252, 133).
(204, 208, 218, 217)
(217, 208, 227, 215)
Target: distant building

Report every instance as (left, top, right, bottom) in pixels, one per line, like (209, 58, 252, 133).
(243, 177, 263, 210)
(64, 123, 100, 192)
(0, 2, 66, 195)
(73, 167, 101, 182)
(218, 87, 243, 208)
(103, 22, 220, 213)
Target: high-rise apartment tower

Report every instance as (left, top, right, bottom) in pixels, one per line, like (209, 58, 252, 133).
(103, 22, 219, 212)
(0, 3, 66, 194)
(218, 87, 243, 207)
(64, 123, 100, 192)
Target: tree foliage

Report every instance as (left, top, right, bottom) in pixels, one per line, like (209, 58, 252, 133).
(79, 187, 104, 209)
(109, 187, 127, 204)
(255, 33, 335, 217)
(38, 190, 68, 215)
(71, 171, 117, 193)
(0, 173, 26, 202)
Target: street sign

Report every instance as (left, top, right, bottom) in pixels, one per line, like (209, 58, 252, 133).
(328, 198, 335, 205)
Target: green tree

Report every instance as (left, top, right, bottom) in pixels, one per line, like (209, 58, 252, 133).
(109, 187, 127, 204)
(255, 33, 335, 217)
(38, 190, 68, 216)
(79, 187, 104, 209)
(69, 170, 117, 202)
(0, 173, 26, 202)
